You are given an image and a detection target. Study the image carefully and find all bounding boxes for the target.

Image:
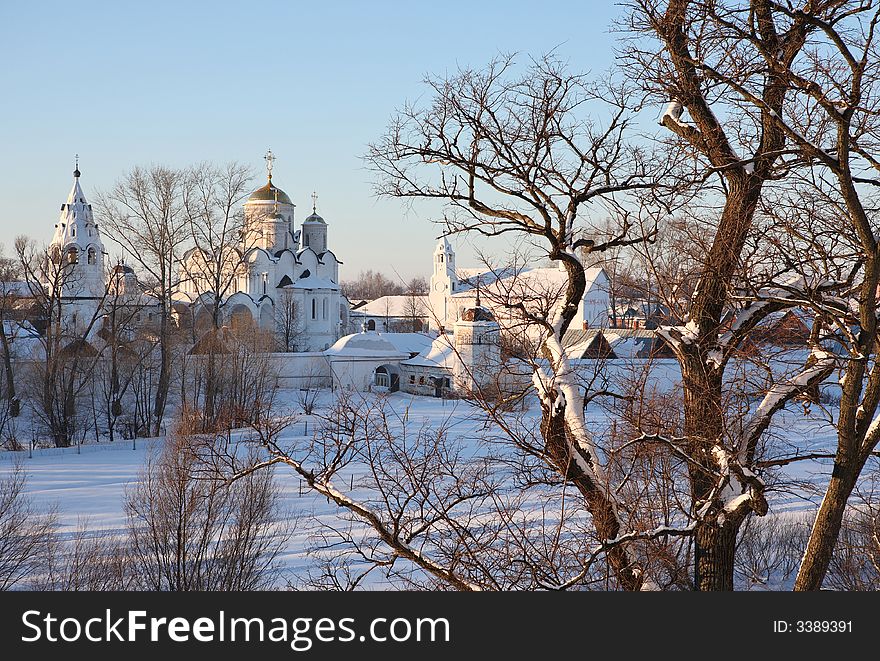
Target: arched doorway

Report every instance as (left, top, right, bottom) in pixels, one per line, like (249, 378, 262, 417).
(373, 364, 400, 392)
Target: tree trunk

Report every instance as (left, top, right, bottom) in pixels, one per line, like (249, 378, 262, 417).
(541, 405, 643, 591)
(0, 321, 16, 410)
(681, 354, 743, 590)
(694, 519, 737, 591)
(153, 311, 171, 437)
(793, 456, 860, 591)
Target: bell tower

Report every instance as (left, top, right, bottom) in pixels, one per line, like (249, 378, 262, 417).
(428, 238, 457, 331)
(48, 159, 106, 301)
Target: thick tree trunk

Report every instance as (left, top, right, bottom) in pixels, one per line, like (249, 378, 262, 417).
(681, 354, 744, 590)
(694, 519, 738, 591)
(793, 457, 860, 591)
(541, 405, 643, 591)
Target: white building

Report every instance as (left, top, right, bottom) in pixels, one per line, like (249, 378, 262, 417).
(349, 294, 430, 333)
(177, 153, 350, 351)
(46, 163, 107, 330)
(426, 238, 610, 333)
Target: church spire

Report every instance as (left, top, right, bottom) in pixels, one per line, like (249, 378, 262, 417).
(73, 153, 80, 179)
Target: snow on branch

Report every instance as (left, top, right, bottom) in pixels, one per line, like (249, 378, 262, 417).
(738, 347, 837, 462)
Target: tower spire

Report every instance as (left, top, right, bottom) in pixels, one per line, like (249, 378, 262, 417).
(475, 276, 481, 308)
(264, 148, 275, 183)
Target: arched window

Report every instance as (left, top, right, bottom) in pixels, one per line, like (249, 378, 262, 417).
(87, 247, 96, 265)
(311, 298, 316, 319)
(67, 247, 78, 264)
(322, 298, 328, 319)
(304, 234, 310, 247)
(367, 319, 376, 331)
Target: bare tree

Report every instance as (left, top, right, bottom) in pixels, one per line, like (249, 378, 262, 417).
(125, 420, 289, 591)
(16, 236, 109, 447)
(366, 54, 672, 590)
(277, 288, 303, 352)
(341, 270, 406, 300)
(0, 463, 57, 590)
(399, 291, 426, 332)
(618, 0, 858, 589)
(98, 166, 189, 436)
(179, 162, 257, 426)
(0, 245, 22, 423)
(95, 263, 157, 442)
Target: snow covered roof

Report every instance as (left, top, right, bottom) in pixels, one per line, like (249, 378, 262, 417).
(401, 334, 457, 370)
(324, 331, 409, 359)
(453, 265, 606, 300)
(351, 295, 429, 317)
(292, 274, 338, 290)
(377, 332, 435, 356)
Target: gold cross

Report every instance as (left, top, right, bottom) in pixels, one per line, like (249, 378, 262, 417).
(264, 149, 275, 181)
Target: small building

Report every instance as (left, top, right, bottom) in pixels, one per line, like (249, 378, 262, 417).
(349, 295, 431, 333)
(324, 331, 409, 392)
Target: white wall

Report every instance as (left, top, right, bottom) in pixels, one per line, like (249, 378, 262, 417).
(271, 352, 331, 389)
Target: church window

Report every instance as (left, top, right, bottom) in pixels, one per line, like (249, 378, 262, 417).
(418, 376, 425, 385)
(72, 227, 76, 237)
(304, 234, 310, 247)
(367, 319, 375, 331)
(409, 375, 415, 384)
(87, 247, 96, 265)
(439, 254, 444, 262)
(67, 247, 78, 264)
(322, 298, 328, 319)
(311, 298, 316, 319)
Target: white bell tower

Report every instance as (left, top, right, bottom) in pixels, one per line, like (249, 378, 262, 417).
(428, 238, 458, 332)
(48, 160, 106, 323)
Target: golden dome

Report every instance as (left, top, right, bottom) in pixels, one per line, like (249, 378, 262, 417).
(247, 179, 292, 205)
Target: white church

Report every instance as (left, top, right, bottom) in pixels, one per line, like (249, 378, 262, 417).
(427, 237, 610, 334)
(43, 155, 350, 353)
(176, 151, 349, 351)
(324, 237, 611, 396)
(47, 162, 109, 329)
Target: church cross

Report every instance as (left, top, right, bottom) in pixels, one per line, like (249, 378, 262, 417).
(264, 149, 275, 182)
(311, 191, 318, 214)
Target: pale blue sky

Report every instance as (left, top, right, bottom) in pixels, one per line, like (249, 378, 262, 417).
(0, 1, 621, 281)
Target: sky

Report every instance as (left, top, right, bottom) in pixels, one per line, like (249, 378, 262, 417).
(0, 0, 621, 282)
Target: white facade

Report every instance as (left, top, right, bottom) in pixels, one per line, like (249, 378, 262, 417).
(47, 166, 107, 328)
(427, 239, 610, 333)
(178, 168, 350, 351)
(324, 331, 408, 391)
(451, 306, 501, 393)
(428, 238, 459, 331)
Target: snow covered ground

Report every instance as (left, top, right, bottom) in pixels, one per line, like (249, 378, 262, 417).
(0, 362, 858, 588)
